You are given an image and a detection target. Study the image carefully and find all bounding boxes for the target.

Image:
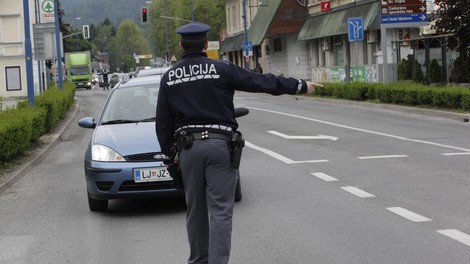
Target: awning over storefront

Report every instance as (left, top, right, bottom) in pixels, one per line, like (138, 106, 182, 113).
(247, 0, 282, 46)
(219, 0, 281, 54)
(297, 0, 380, 41)
(219, 33, 245, 53)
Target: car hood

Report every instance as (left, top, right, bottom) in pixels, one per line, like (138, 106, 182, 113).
(93, 122, 161, 156)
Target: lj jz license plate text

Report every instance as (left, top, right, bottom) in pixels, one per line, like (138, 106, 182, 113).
(134, 167, 172, 183)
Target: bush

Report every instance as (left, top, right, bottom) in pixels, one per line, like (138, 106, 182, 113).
(429, 59, 443, 83)
(0, 82, 75, 163)
(450, 57, 470, 83)
(412, 60, 424, 83)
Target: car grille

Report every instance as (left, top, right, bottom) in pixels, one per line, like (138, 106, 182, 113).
(124, 152, 163, 162)
(118, 180, 173, 192)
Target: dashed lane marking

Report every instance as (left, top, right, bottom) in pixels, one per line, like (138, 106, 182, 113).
(245, 141, 329, 164)
(437, 229, 470, 247)
(358, 155, 409, 160)
(341, 186, 375, 198)
(386, 207, 432, 222)
(441, 152, 470, 156)
(311, 172, 338, 181)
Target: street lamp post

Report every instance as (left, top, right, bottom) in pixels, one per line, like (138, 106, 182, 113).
(75, 17, 81, 51)
(191, 0, 195, 21)
(242, 0, 250, 70)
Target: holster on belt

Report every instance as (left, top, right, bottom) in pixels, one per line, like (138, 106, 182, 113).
(166, 145, 184, 191)
(230, 131, 245, 169)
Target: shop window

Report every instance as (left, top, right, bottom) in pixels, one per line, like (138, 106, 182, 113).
(5, 66, 22, 91)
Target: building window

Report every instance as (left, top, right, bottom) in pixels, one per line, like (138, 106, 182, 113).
(5, 66, 22, 91)
(273, 38, 282, 52)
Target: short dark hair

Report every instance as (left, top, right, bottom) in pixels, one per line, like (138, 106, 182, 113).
(181, 37, 207, 52)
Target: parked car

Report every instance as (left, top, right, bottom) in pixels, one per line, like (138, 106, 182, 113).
(92, 73, 99, 85)
(78, 74, 246, 211)
(109, 73, 127, 88)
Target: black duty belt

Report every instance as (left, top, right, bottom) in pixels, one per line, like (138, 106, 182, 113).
(192, 131, 231, 141)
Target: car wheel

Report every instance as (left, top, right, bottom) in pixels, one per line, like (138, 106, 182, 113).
(87, 192, 108, 211)
(235, 172, 242, 202)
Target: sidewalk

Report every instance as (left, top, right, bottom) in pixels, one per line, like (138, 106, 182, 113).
(0, 99, 79, 193)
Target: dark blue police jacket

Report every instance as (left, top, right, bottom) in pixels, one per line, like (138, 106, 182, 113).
(156, 51, 307, 158)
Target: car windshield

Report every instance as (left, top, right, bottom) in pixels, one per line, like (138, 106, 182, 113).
(70, 66, 90, 75)
(100, 85, 158, 124)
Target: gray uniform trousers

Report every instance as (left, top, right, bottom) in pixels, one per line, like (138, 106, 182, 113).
(179, 138, 236, 264)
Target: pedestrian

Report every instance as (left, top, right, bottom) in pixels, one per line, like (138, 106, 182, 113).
(254, 62, 263, 73)
(102, 70, 109, 90)
(156, 21, 321, 264)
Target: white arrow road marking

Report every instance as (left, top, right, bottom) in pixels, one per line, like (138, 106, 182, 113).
(437, 229, 470, 247)
(245, 141, 328, 164)
(268, 130, 338, 141)
(247, 107, 470, 152)
(386, 207, 432, 222)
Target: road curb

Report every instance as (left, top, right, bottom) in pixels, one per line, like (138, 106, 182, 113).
(0, 99, 80, 194)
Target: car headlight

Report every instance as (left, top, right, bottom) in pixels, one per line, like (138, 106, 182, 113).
(92, 144, 125, 162)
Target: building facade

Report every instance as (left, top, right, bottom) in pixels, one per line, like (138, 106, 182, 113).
(0, 0, 45, 100)
(222, 0, 449, 84)
(220, 0, 310, 80)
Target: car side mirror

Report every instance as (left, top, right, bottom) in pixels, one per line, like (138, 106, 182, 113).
(78, 117, 96, 129)
(234, 107, 249, 118)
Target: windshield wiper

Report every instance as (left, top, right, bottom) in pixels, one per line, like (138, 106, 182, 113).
(140, 117, 156, 122)
(101, 119, 141, 125)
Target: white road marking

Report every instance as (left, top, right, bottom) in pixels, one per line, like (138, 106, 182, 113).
(441, 152, 470, 156)
(357, 155, 409, 160)
(245, 141, 328, 164)
(268, 130, 338, 141)
(341, 186, 375, 198)
(311, 172, 338, 181)
(386, 207, 432, 222)
(247, 107, 470, 152)
(437, 229, 470, 247)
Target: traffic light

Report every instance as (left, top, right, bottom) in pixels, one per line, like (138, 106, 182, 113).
(82, 25, 90, 39)
(141, 7, 148, 23)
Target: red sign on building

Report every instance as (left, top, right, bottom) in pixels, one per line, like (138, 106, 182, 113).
(321, 1, 331, 12)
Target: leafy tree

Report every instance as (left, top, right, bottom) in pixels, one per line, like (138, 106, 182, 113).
(111, 20, 151, 72)
(148, 0, 226, 61)
(432, 0, 470, 54)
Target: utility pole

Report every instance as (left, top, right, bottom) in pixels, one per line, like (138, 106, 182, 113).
(54, 0, 64, 89)
(23, 0, 35, 104)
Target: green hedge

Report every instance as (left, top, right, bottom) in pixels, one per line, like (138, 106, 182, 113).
(0, 82, 75, 163)
(315, 82, 470, 111)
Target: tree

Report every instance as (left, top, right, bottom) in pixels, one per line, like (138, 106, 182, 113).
(112, 20, 151, 72)
(432, 0, 470, 53)
(147, 0, 226, 61)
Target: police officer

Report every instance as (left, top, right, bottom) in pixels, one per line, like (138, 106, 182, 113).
(156, 21, 321, 264)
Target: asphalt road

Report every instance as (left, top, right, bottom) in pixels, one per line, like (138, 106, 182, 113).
(1, 86, 469, 263)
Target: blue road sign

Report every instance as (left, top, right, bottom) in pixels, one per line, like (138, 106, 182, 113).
(381, 13, 427, 24)
(242, 41, 253, 53)
(348, 17, 364, 42)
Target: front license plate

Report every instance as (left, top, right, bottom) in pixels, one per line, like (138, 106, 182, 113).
(134, 167, 172, 183)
